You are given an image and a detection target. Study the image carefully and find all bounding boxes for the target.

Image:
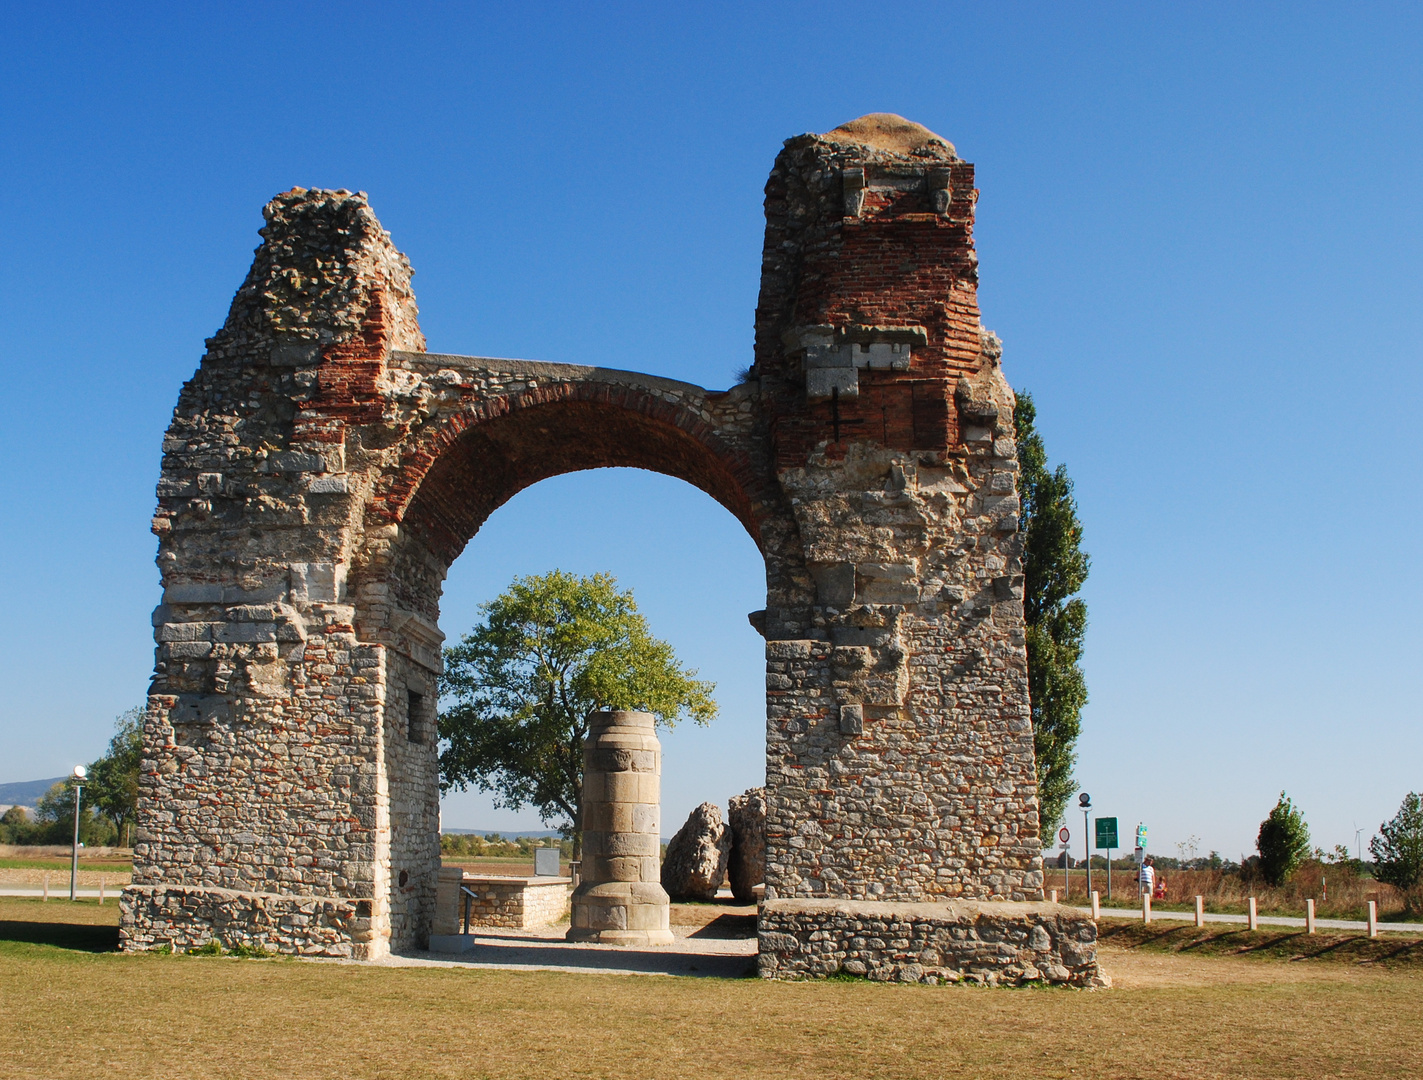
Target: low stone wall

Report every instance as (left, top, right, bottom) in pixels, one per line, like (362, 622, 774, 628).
(758, 898, 1108, 987)
(433, 866, 571, 932)
(119, 884, 377, 958)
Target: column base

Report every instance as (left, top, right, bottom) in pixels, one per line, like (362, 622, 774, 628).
(566, 879, 671, 946)
(757, 897, 1109, 987)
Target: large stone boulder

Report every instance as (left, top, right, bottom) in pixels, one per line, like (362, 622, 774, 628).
(728, 787, 766, 902)
(661, 802, 730, 902)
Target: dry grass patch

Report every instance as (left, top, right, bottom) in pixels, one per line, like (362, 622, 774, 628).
(1045, 863, 1420, 922)
(3, 898, 1422, 1080)
(1099, 919, 1423, 968)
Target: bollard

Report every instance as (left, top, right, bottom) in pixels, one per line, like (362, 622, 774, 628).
(1143, 892, 1152, 924)
(1247, 896, 1258, 931)
(1305, 898, 1315, 934)
(1195, 895, 1204, 928)
(99, 876, 105, 905)
(1368, 900, 1378, 939)
(43, 872, 49, 901)
(1049, 888, 1058, 904)
(1091, 890, 1100, 919)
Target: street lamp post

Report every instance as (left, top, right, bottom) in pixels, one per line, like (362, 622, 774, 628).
(1079, 792, 1093, 898)
(69, 765, 86, 902)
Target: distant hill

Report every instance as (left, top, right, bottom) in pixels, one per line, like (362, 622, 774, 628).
(0, 777, 66, 807)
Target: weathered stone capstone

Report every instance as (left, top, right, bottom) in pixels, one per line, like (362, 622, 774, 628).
(661, 802, 730, 902)
(121, 115, 1074, 976)
(727, 787, 767, 903)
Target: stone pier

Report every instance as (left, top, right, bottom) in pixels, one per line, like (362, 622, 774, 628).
(567, 711, 672, 945)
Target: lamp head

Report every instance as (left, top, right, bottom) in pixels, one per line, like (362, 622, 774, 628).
(72, 765, 87, 780)
(1078, 792, 1091, 808)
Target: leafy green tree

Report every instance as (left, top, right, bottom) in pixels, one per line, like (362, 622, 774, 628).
(1371, 793, 1423, 899)
(34, 779, 115, 846)
(0, 805, 37, 844)
(1015, 391, 1090, 832)
(1256, 791, 1312, 886)
(87, 707, 144, 847)
(438, 571, 716, 855)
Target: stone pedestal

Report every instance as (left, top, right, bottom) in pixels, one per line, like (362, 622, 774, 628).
(567, 710, 672, 945)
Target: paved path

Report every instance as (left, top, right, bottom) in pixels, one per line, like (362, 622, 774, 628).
(1075, 904, 1423, 935)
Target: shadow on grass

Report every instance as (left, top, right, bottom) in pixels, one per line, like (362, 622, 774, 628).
(0, 919, 120, 952)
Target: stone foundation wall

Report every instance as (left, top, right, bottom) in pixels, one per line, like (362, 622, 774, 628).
(758, 898, 1107, 987)
(119, 884, 374, 958)
(433, 868, 571, 932)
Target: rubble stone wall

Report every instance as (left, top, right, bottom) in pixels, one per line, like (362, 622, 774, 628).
(432, 868, 571, 932)
(124, 115, 1046, 960)
(758, 898, 1107, 986)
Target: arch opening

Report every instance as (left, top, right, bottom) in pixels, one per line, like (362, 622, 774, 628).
(365, 389, 776, 950)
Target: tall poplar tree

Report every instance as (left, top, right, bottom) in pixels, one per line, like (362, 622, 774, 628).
(1015, 391, 1090, 833)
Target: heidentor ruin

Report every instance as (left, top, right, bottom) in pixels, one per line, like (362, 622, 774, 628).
(121, 114, 1104, 986)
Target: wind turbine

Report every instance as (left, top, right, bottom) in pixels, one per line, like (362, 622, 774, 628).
(1354, 822, 1366, 863)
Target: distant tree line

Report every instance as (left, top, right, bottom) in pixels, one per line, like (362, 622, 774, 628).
(0, 707, 143, 847)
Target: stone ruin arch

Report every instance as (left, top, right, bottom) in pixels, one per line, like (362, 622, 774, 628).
(121, 114, 1103, 985)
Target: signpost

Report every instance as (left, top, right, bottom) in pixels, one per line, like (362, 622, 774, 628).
(1078, 793, 1093, 896)
(1058, 825, 1071, 900)
(1135, 822, 1148, 898)
(1095, 817, 1118, 899)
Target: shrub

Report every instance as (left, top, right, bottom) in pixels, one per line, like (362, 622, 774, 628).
(1256, 792, 1311, 887)
(1371, 793, 1423, 905)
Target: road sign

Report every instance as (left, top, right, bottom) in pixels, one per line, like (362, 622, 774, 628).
(1136, 822, 1148, 848)
(1096, 817, 1119, 849)
(1058, 826, 1070, 845)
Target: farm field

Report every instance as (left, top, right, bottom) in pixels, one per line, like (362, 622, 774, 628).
(1041, 865, 1421, 923)
(2, 898, 1421, 1079)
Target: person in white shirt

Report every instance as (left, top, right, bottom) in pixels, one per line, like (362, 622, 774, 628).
(1138, 855, 1156, 897)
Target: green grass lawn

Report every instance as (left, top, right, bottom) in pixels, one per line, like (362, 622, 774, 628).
(3, 897, 1421, 1079)
(0, 857, 133, 872)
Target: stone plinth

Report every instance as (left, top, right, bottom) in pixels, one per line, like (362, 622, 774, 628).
(568, 710, 672, 945)
(757, 899, 1108, 987)
(433, 865, 570, 932)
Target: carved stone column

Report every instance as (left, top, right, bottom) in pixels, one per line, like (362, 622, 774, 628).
(567, 710, 672, 945)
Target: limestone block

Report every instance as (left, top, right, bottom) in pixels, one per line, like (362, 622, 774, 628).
(728, 787, 767, 903)
(661, 802, 730, 902)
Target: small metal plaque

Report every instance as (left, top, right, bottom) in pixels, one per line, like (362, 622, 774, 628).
(534, 848, 561, 877)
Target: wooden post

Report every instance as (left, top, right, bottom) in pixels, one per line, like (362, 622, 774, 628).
(43, 872, 49, 901)
(1049, 888, 1058, 904)
(1194, 895, 1204, 928)
(1091, 890, 1100, 919)
(1143, 892, 1152, 924)
(1368, 900, 1378, 939)
(1247, 896, 1258, 931)
(1305, 898, 1315, 934)
(99, 875, 105, 905)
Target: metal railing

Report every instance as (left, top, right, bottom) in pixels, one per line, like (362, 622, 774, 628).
(459, 885, 478, 935)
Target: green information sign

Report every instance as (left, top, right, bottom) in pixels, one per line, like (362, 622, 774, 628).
(1095, 817, 1119, 849)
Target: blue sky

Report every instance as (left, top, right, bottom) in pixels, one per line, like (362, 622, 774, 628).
(1, 3, 1419, 861)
